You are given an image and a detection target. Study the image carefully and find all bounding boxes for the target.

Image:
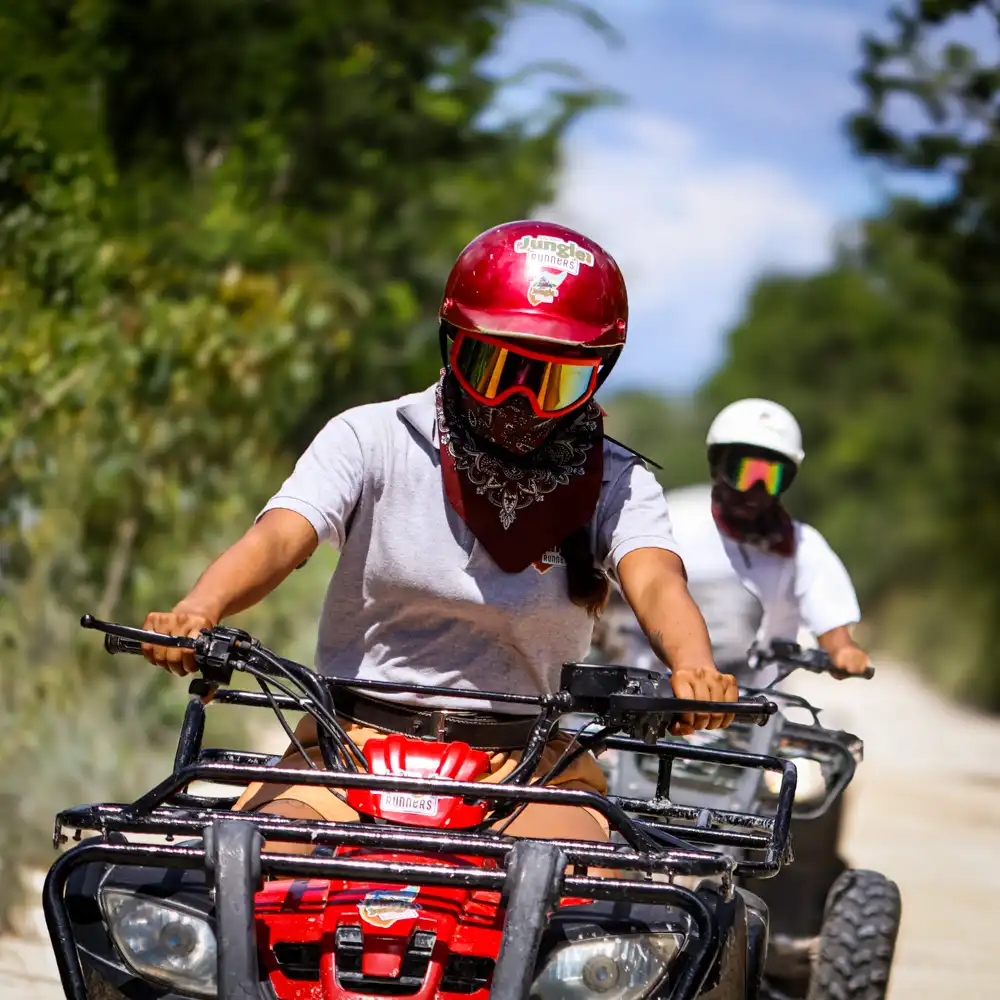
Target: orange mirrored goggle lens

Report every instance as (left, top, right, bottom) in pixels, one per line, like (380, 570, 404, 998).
(451, 333, 600, 416)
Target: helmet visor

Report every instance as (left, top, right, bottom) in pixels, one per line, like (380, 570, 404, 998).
(451, 331, 600, 417)
(721, 453, 793, 496)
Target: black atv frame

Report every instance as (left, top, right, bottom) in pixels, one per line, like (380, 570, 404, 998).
(594, 642, 880, 999)
(44, 615, 804, 1000)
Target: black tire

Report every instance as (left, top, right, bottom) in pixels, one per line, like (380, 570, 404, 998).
(806, 869, 901, 1000)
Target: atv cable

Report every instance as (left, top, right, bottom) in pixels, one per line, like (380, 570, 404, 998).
(241, 665, 358, 812)
(489, 720, 607, 836)
(254, 675, 316, 768)
(241, 661, 364, 775)
(247, 646, 367, 771)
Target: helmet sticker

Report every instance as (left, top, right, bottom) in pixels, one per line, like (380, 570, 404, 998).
(514, 234, 595, 275)
(526, 269, 568, 306)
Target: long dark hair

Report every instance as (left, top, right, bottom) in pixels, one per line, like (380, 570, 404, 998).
(560, 525, 610, 617)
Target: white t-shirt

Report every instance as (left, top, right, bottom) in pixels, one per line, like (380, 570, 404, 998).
(665, 485, 860, 654)
(261, 385, 680, 711)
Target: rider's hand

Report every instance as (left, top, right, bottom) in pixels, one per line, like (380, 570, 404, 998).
(142, 607, 217, 677)
(669, 665, 738, 735)
(830, 644, 870, 678)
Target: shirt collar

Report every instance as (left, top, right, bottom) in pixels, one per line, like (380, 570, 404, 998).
(397, 384, 439, 447)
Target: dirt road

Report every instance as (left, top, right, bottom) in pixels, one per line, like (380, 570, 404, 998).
(3, 661, 998, 998)
(786, 662, 1000, 999)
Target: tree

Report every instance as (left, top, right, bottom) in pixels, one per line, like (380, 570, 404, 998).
(0, 0, 614, 614)
(846, 0, 1000, 704)
(601, 390, 712, 491)
(0, 0, 615, 925)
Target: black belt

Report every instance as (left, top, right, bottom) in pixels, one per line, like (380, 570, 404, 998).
(333, 688, 539, 751)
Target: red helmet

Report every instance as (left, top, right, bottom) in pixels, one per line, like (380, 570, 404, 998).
(440, 220, 628, 350)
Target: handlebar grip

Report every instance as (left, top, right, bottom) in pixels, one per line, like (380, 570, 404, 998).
(737, 695, 778, 727)
(829, 665, 876, 680)
(104, 634, 144, 656)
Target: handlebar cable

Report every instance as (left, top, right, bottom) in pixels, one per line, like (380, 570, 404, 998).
(489, 719, 610, 837)
(242, 659, 362, 773)
(248, 645, 367, 772)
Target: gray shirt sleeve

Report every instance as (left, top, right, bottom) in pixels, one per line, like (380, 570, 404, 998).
(597, 458, 680, 576)
(258, 414, 365, 549)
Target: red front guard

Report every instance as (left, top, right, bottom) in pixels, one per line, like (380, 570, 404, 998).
(255, 734, 553, 999)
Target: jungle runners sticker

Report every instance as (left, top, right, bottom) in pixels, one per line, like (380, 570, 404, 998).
(514, 235, 595, 275)
(515, 234, 595, 308)
(526, 269, 568, 306)
(378, 791, 439, 816)
(358, 886, 421, 928)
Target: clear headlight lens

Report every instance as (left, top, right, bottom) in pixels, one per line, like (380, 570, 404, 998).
(101, 888, 217, 997)
(530, 933, 683, 1000)
(763, 757, 827, 804)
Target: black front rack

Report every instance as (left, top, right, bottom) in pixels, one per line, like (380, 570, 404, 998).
(53, 683, 797, 880)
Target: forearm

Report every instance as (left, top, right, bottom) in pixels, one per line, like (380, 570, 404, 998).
(617, 548, 734, 731)
(617, 550, 716, 672)
(176, 510, 318, 621)
(817, 625, 857, 655)
(818, 624, 871, 675)
(639, 578, 716, 671)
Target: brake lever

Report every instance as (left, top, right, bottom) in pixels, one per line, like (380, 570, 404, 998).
(81, 614, 196, 649)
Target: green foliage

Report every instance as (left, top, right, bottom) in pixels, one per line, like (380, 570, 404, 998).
(703, 215, 961, 608)
(601, 389, 712, 492)
(0, 0, 611, 924)
(843, 0, 1000, 705)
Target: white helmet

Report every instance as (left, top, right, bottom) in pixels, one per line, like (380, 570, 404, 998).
(706, 398, 805, 465)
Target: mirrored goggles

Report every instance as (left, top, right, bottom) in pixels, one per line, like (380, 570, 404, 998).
(721, 453, 793, 496)
(450, 331, 601, 417)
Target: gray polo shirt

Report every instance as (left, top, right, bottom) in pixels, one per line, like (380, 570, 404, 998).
(261, 385, 679, 712)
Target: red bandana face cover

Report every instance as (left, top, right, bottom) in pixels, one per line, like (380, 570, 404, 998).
(436, 370, 604, 574)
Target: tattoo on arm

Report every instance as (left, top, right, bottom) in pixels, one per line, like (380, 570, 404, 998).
(648, 629, 668, 665)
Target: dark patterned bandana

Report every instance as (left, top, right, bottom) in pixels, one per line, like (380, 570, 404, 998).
(436, 372, 604, 572)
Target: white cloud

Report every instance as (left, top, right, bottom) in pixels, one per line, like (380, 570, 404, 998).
(544, 112, 836, 389)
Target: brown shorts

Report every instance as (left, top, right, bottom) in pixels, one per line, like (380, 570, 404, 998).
(234, 718, 609, 836)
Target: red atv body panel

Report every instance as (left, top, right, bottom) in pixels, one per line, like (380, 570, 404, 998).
(345, 736, 493, 829)
(257, 736, 509, 999)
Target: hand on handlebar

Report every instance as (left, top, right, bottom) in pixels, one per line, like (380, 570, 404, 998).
(828, 643, 871, 679)
(142, 608, 217, 676)
(668, 665, 738, 735)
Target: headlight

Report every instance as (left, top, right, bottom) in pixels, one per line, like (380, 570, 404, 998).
(101, 888, 217, 997)
(763, 757, 826, 804)
(531, 933, 683, 1000)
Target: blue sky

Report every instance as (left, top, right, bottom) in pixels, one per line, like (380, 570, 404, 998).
(485, 0, 952, 393)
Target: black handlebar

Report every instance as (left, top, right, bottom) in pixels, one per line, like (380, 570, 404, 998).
(758, 640, 875, 681)
(83, 614, 779, 727)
